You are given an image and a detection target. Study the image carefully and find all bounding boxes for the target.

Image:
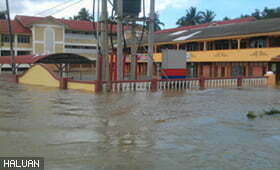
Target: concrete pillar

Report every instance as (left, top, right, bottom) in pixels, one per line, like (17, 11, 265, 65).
(0, 64, 2, 74)
(203, 41, 207, 51)
(60, 78, 68, 89)
(265, 71, 276, 86)
(237, 39, 241, 49)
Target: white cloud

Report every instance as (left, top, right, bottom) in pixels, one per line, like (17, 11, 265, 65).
(155, 0, 199, 11)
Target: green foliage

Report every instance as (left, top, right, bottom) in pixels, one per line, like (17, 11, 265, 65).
(237, 7, 280, 20)
(246, 108, 280, 120)
(154, 12, 165, 31)
(0, 11, 6, 19)
(247, 111, 257, 119)
(176, 7, 216, 26)
(69, 8, 93, 21)
(263, 108, 280, 115)
(145, 12, 165, 31)
(200, 10, 216, 23)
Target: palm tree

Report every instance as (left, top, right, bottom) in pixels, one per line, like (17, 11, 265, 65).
(176, 7, 202, 26)
(154, 12, 165, 31)
(146, 12, 165, 31)
(0, 11, 6, 19)
(200, 10, 216, 23)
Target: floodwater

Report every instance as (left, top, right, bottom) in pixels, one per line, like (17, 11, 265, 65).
(0, 76, 280, 170)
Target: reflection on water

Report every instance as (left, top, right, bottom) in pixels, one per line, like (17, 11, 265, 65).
(0, 76, 280, 169)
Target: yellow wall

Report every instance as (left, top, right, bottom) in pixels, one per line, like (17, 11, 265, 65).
(17, 43, 32, 49)
(19, 65, 60, 88)
(68, 81, 95, 92)
(34, 43, 44, 54)
(34, 26, 44, 41)
(54, 27, 63, 41)
(153, 48, 280, 62)
(55, 44, 64, 53)
(1, 42, 10, 48)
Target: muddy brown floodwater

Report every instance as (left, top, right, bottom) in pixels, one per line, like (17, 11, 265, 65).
(0, 76, 280, 170)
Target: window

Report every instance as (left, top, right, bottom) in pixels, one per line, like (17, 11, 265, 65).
(1, 50, 12, 56)
(65, 30, 93, 35)
(215, 40, 229, 50)
(1, 34, 14, 43)
(18, 35, 31, 43)
(240, 39, 248, 49)
(17, 51, 31, 55)
(65, 45, 96, 49)
(270, 36, 280, 47)
(230, 40, 238, 49)
(249, 38, 266, 48)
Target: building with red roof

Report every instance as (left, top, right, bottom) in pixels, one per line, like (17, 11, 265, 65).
(0, 15, 122, 63)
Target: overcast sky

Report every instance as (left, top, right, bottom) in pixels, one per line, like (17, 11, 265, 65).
(0, 0, 280, 28)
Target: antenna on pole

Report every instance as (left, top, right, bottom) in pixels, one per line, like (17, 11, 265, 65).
(5, 0, 16, 75)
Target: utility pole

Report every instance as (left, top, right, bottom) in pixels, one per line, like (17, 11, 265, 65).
(5, 0, 16, 75)
(148, 0, 155, 79)
(130, 22, 137, 80)
(116, 0, 124, 80)
(100, 0, 110, 91)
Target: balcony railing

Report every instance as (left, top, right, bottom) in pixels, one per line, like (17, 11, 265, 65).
(65, 48, 97, 54)
(65, 33, 96, 40)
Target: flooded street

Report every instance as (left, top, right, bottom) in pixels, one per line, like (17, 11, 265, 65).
(0, 76, 280, 170)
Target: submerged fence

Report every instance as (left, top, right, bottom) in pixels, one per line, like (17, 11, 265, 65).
(101, 76, 268, 92)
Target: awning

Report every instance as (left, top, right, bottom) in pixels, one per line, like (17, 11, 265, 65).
(34, 53, 94, 64)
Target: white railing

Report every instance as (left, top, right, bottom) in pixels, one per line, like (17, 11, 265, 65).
(158, 79, 200, 90)
(242, 77, 268, 87)
(65, 48, 97, 54)
(103, 81, 152, 92)
(65, 34, 96, 40)
(99, 76, 268, 92)
(205, 78, 237, 88)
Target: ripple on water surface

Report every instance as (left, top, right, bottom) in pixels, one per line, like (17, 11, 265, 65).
(0, 78, 280, 169)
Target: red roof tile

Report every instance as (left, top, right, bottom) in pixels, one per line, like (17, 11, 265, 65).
(15, 15, 122, 32)
(155, 17, 256, 34)
(0, 20, 31, 34)
(15, 15, 42, 27)
(0, 55, 36, 64)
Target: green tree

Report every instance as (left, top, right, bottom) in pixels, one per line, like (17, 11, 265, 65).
(154, 12, 165, 31)
(0, 11, 6, 19)
(176, 7, 202, 26)
(200, 10, 216, 23)
(145, 12, 165, 31)
(261, 7, 280, 19)
(223, 17, 230, 21)
(70, 8, 93, 21)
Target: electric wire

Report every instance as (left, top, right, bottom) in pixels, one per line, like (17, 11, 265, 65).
(34, 0, 78, 16)
(47, 0, 84, 16)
